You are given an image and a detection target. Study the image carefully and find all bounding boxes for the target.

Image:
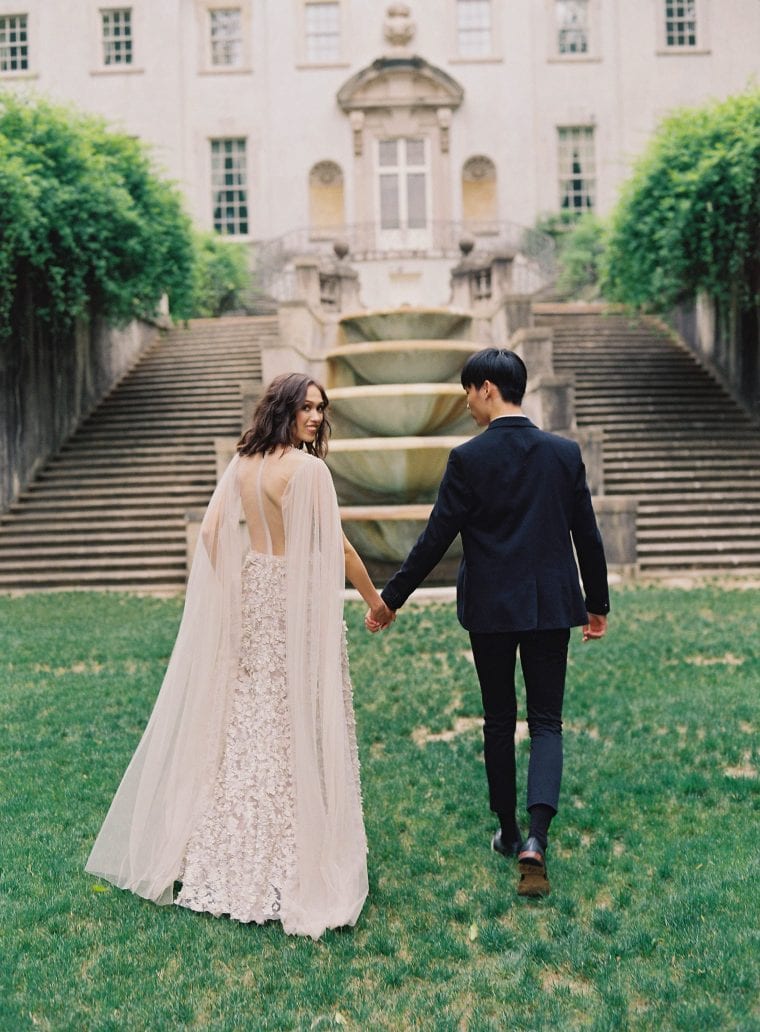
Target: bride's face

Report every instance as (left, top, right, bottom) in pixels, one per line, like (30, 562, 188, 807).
(292, 384, 326, 445)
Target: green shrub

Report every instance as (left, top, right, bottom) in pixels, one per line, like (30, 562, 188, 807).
(190, 231, 250, 317)
(603, 87, 760, 311)
(556, 214, 607, 299)
(0, 92, 194, 335)
(531, 212, 607, 300)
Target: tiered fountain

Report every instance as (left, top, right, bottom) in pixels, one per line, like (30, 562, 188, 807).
(192, 239, 637, 580)
(324, 307, 481, 582)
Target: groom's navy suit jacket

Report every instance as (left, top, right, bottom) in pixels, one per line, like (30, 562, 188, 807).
(382, 416, 610, 633)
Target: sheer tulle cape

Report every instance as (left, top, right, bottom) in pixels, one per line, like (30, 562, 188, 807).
(85, 453, 368, 939)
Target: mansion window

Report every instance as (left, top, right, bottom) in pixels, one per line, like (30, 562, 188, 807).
(101, 8, 133, 66)
(456, 0, 492, 59)
(664, 0, 697, 47)
(305, 1, 340, 64)
(0, 13, 28, 72)
(558, 127, 595, 212)
(556, 1, 589, 55)
(378, 137, 429, 236)
(211, 138, 249, 236)
(210, 8, 242, 67)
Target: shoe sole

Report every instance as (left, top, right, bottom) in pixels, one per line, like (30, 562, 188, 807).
(517, 860, 551, 897)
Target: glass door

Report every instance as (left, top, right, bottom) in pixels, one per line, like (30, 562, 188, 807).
(377, 137, 431, 250)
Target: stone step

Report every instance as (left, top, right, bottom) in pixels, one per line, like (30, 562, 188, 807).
(637, 497, 760, 511)
(604, 459, 758, 473)
(639, 549, 760, 562)
(606, 484, 758, 496)
(102, 391, 241, 404)
(0, 516, 185, 532)
(11, 495, 212, 511)
(38, 465, 215, 481)
(574, 404, 737, 416)
(65, 429, 237, 444)
(58, 443, 214, 458)
(637, 513, 760, 527)
(0, 529, 184, 545)
(2, 502, 192, 518)
(0, 542, 185, 561)
(22, 478, 214, 494)
(638, 526, 760, 541)
(604, 445, 760, 458)
(0, 555, 187, 572)
(0, 570, 185, 590)
(596, 431, 756, 444)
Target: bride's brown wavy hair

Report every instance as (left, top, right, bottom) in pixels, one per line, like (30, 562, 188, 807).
(237, 372, 331, 458)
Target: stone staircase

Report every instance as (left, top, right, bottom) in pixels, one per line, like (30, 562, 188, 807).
(0, 317, 274, 592)
(535, 307, 760, 575)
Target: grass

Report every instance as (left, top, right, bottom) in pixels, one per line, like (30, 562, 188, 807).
(1, 586, 759, 1031)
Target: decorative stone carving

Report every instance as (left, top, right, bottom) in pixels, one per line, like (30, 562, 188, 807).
(384, 4, 416, 49)
(349, 110, 365, 155)
(437, 106, 452, 153)
(337, 57, 464, 113)
(310, 161, 343, 186)
(463, 155, 496, 182)
(333, 239, 350, 261)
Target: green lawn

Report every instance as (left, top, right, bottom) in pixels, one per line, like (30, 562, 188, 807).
(1, 587, 758, 1031)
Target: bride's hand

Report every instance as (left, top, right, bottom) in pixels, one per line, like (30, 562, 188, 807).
(365, 600, 395, 632)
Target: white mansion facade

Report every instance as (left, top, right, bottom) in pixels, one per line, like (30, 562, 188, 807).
(2, 1, 759, 306)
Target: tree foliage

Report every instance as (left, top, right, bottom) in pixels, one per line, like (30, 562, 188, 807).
(0, 92, 195, 335)
(604, 88, 760, 311)
(190, 231, 250, 318)
(534, 212, 607, 299)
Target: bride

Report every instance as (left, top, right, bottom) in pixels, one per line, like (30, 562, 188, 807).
(86, 372, 390, 939)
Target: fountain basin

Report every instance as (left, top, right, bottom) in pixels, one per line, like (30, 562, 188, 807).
(326, 436, 471, 504)
(327, 340, 481, 387)
(340, 307, 472, 343)
(340, 505, 463, 564)
(329, 384, 472, 437)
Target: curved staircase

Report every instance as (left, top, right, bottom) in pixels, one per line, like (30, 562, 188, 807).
(536, 307, 760, 576)
(0, 317, 273, 592)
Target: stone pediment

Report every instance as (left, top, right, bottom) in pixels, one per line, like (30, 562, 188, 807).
(337, 56, 464, 112)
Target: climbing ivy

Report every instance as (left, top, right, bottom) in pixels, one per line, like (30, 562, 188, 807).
(603, 88, 760, 312)
(0, 92, 195, 336)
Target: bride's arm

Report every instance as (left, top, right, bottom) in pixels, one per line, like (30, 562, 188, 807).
(343, 532, 394, 626)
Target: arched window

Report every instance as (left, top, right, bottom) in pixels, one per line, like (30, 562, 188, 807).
(462, 155, 497, 227)
(308, 161, 344, 238)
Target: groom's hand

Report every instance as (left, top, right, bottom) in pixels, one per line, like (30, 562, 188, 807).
(365, 600, 396, 632)
(582, 613, 607, 642)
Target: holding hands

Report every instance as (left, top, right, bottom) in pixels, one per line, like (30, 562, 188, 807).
(365, 599, 396, 633)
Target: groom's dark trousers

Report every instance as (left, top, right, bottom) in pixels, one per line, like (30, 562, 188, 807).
(470, 627, 570, 816)
(382, 416, 609, 821)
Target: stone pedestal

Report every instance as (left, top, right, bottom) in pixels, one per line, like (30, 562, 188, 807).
(511, 325, 554, 378)
(319, 261, 362, 313)
(592, 495, 638, 571)
(240, 379, 262, 432)
(565, 427, 605, 496)
(522, 374, 575, 432)
(450, 249, 517, 312)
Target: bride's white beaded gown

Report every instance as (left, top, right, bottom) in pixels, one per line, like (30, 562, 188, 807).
(86, 450, 368, 940)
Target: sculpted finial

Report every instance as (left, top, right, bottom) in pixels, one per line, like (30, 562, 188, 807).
(384, 4, 416, 50)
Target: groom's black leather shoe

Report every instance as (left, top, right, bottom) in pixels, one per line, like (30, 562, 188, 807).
(491, 829, 522, 859)
(517, 836, 550, 897)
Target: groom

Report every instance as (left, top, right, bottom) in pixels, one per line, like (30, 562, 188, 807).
(367, 348, 609, 897)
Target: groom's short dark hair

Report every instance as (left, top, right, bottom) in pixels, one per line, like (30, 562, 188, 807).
(461, 348, 527, 405)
